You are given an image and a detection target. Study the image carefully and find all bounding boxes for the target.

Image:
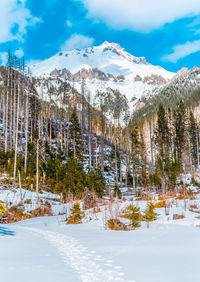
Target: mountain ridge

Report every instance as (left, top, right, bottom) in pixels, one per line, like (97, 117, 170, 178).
(30, 42, 175, 109)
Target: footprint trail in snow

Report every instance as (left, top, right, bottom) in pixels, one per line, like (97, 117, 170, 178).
(26, 227, 135, 282)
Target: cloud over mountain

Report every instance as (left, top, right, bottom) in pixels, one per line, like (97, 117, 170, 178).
(80, 0, 200, 32)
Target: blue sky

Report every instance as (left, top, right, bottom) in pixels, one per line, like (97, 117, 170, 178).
(1, 0, 200, 72)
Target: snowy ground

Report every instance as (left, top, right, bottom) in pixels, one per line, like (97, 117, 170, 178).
(1, 191, 200, 282)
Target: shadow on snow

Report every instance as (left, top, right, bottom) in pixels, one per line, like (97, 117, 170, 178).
(0, 226, 15, 236)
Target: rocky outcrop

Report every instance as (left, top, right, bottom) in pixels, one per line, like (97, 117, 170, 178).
(143, 74, 167, 85)
(73, 68, 108, 81)
(134, 75, 142, 82)
(50, 68, 60, 77)
(61, 68, 73, 80)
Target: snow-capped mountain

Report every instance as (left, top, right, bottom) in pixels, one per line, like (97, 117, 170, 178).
(30, 41, 175, 108)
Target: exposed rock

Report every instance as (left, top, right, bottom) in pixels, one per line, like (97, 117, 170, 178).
(50, 68, 60, 77)
(107, 73, 117, 81)
(117, 75, 125, 82)
(73, 68, 108, 81)
(143, 74, 167, 85)
(61, 68, 72, 80)
(134, 75, 142, 82)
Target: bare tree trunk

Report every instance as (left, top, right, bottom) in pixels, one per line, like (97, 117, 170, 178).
(2, 86, 5, 135)
(81, 79, 85, 132)
(125, 123, 129, 187)
(196, 125, 199, 169)
(100, 107, 104, 173)
(9, 68, 13, 150)
(115, 138, 118, 183)
(13, 68, 16, 147)
(95, 137, 98, 169)
(87, 91, 92, 169)
(24, 92, 29, 174)
(13, 74, 20, 181)
(4, 66, 10, 152)
(19, 170, 22, 203)
(36, 139, 39, 203)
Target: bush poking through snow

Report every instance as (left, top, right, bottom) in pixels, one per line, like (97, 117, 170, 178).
(0, 202, 7, 216)
(0, 206, 31, 223)
(122, 205, 142, 228)
(188, 189, 196, 200)
(67, 203, 84, 224)
(93, 207, 101, 213)
(107, 219, 128, 231)
(144, 202, 157, 222)
(190, 204, 198, 210)
(30, 204, 52, 217)
(154, 201, 165, 208)
(24, 199, 31, 204)
(173, 214, 185, 220)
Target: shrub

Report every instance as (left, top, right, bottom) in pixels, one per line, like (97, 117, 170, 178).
(122, 205, 142, 228)
(0, 203, 7, 216)
(107, 219, 128, 231)
(154, 201, 165, 208)
(191, 177, 200, 187)
(190, 204, 198, 210)
(1, 206, 31, 223)
(173, 214, 185, 220)
(24, 199, 31, 204)
(188, 189, 196, 200)
(30, 204, 52, 217)
(67, 203, 84, 224)
(93, 207, 101, 213)
(189, 208, 199, 213)
(144, 202, 157, 222)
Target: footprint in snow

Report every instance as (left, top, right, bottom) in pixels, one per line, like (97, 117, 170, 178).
(24, 227, 129, 282)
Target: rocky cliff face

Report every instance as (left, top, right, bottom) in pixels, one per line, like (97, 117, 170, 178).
(50, 67, 126, 83)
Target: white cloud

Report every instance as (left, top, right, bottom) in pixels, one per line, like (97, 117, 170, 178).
(0, 0, 40, 43)
(0, 53, 8, 66)
(61, 34, 95, 50)
(66, 20, 73, 27)
(162, 39, 200, 63)
(14, 49, 24, 58)
(79, 0, 200, 32)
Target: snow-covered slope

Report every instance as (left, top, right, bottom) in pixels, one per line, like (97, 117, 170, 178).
(30, 42, 175, 106)
(2, 195, 200, 282)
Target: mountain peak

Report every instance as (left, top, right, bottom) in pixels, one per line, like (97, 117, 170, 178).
(101, 41, 123, 50)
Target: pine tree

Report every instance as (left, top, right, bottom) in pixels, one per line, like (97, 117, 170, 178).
(113, 183, 121, 199)
(154, 104, 171, 159)
(68, 108, 83, 162)
(129, 123, 145, 189)
(67, 202, 84, 224)
(65, 156, 88, 198)
(144, 202, 157, 222)
(174, 100, 187, 163)
(189, 111, 199, 168)
(88, 168, 105, 197)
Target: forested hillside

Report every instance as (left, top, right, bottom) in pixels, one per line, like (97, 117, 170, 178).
(0, 51, 199, 201)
